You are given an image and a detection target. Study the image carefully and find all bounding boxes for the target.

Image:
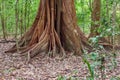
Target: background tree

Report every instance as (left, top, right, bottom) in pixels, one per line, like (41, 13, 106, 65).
(89, 0, 101, 38)
(0, 0, 7, 40)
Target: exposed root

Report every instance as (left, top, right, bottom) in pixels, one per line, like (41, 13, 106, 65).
(6, 0, 91, 60)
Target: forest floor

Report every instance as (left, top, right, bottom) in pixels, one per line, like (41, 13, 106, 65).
(0, 39, 120, 80)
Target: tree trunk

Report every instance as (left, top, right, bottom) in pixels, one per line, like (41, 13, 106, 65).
(89, 0, 101, 38)
(0, 1, 7, 40)
(6, 0, 91, 58)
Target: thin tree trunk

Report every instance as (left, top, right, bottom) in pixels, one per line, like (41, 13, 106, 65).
(15, 0, 19, 52)
(24, 0, 28, 33)
(111, 1, 117, 50)
(15, 0, 19, 38)
(89, 0, 101, 38)
(20, 0, 24, 37)
(0, 1, 7, 40)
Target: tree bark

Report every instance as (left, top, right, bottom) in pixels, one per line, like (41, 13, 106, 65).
(0, 1, 7, 40)
(6, 0, 91, 58)
(89, 0, 101, 38)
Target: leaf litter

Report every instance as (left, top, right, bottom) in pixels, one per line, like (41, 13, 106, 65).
(0, 42, 120, 80)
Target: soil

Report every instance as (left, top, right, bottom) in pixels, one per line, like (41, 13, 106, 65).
(0, 40, 120, 80)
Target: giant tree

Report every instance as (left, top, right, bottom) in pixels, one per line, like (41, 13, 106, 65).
(6, 0, 91, 58)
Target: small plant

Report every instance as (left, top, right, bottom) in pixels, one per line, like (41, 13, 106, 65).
(57, 75, 66, 80)
(82, 56, 94, 80)
(110, 76, 120, 80)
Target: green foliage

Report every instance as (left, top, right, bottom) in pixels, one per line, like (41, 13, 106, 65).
(99, 0, 120, 38)
(89, 36, 100, 47)
(0, 0, 40, 35)
(110, 76, 120, 80)
(75, 0, 91, 34)
(82, 56, 94, 80)
(57, 75, 66, 80)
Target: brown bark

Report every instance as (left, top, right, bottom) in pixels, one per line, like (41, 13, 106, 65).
(89, 0, 101, 38)
(6, 0, 91, 58)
